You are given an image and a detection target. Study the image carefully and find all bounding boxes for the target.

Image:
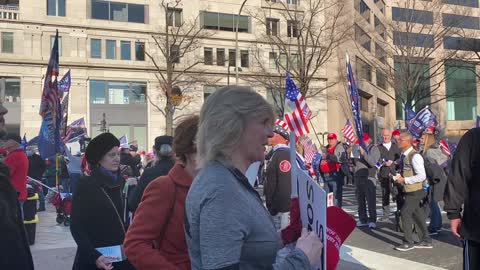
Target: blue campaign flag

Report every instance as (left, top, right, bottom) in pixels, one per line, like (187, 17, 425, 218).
(346, 53, 368, 152)
(408, 106, 438, 139)
(27, 136, 39, 146)
(38, 31, 62, 159)
(58, 70, 71, 92)
(404, 103, 416, 130)
(63, 117, 87, 143)
(20, 134, 27, 151)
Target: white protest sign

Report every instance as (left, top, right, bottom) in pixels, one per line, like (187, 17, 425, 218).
(297, 169, 327, 270)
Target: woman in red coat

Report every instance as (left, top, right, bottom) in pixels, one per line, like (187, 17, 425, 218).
(124, 115, 199, 270)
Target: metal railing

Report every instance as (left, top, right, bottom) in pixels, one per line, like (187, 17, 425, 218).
(0, 5, 19, 21)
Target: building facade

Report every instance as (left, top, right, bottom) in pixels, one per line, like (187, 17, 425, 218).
(0, 0, 331, 151)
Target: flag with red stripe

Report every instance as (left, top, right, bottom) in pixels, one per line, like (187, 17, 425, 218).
(439, 139, 451, 156)
(341, 119, 357, 145)
(298, 136, 318, 164)
(284, 73, 310, 137)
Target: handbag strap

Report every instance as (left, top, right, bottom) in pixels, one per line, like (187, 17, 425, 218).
(100, 187, 126, 234)
(158, 176, 178, 248)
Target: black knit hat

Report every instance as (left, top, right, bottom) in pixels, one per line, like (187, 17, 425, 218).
(85, 133, 120, 166)
(154, 135, 173, 150)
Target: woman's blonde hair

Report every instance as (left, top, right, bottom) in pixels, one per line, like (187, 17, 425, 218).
(196, 86, 275, 168)
(422, 133, 436, 154)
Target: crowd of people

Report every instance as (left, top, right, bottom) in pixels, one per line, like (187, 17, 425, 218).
(0, 85, 479, 269)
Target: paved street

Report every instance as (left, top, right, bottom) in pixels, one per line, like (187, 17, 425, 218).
(29, 186, 462, 270)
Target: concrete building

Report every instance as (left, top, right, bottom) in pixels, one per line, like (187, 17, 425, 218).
(0, 0, 331, 151)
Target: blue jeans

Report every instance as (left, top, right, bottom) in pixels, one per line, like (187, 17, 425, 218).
(428, 200, 442, 232)
(324, 172, 343, 208)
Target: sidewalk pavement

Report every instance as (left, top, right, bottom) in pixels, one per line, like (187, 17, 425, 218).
(31, 204, 452, 270)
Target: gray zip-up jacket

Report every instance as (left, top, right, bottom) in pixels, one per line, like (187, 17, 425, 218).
(352, 144, 381, 178)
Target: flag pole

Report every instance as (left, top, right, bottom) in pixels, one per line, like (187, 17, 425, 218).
(55, 153, 59, 188)
(307, 119, 323, 149)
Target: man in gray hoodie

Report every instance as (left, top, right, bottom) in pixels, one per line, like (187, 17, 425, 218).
(352, 133, 381, 229)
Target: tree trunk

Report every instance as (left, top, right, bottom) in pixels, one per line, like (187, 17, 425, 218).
(165, 102, 174, 136)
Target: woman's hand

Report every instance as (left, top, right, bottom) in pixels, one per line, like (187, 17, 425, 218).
(95, 255, 115, 270)
(296, 228, 323, 267)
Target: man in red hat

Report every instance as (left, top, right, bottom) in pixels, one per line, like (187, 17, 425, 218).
(320, 133, 347, 207)
(392, 129, 401, 143)
(352, 132, 381, 228)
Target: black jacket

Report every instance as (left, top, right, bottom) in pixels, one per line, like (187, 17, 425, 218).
(444, 128, 480, 242)
(27, 153, 46, 181)
(70, 168, 135, 270)
(377, 142, 401, 179)
(0, 163, 34, 270)
(128, 157, 175, 212)
(265, 148, 291, 215)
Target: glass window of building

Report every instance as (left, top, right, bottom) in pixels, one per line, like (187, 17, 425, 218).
(0, 77, 20, 103)
(106, 40, 116, 59)
(375, 44, 386, 64)
(287, 0, 297, 4)
(394, 60, 431, 120)
(360, 94, 370, 112)
(392, 7, 433, 24)
(90, 80, 147, 105)
(110, 2, 127, 22)
(355, 0, 370, 22)
(376, 70, 387, 89)
(240, 50, 249, 68)
(201, 11, 250, 33)
(135, 42, 145, 61)
(287, 20, 298, 37)
(133, 126, 147, 151)
(47, 0, 66, 16)
(269, 52, 278, 70)
(279, 53, 288, 68)
(216, 48, 225, 66)
(91, 39, 102, 58)
(109, 81, 130, 104)
(444, 37, 480, 51)
(171, 45, 180, 63)
(445, 61, 477, 120)
(356, 57, 372, 82)
(442, 0, 478, 8)
(167, 8, 182, 27)
(90, 80, 107, 104)
(91, 0, 146, 23)
(266, 18, 279, 36)
(50, 35, 62, 56)
(1, 32, 13, 53)
(121, 41, 131, 60)
(393, 31, 434, 48)
(355, 24, 371, 52)
(377, 100, 387, 117)
(228, 49, 236, 67)
(374, 16, 386, 39)
(443, 13, 480, 29)
(204, 47, 213, 65)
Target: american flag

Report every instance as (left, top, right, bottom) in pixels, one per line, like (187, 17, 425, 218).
(39, 33, 60, 121)
(284, 73, 310, 137)
(275, 118, 289, 130)
(439, 139, 451, 156)
(298, 136, 318, 164)
(341, 119, 357, 144)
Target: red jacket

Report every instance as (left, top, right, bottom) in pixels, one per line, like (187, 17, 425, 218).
(124, 163, 192, 270)
(4, 149, 29, 202)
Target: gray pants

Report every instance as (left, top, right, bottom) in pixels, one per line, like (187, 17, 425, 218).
(356, 176, 377, 223)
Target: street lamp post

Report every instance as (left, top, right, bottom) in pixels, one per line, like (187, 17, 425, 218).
(235, 0, 248, 85)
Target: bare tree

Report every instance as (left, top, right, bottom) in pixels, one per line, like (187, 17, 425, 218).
(355, 0, 472, 113)
(245, 0, 351, 114)
(143, 0, 212, 135)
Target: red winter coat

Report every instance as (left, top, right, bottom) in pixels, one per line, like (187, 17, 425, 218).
(124, 163, 192, 270)
(4, 149, 29, 202)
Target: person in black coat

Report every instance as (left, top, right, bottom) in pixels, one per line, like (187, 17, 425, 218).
(70, 132, 135, 270)
(0, 162, 34, 270)
(128, 135, 174, 213)
(27, 148, 47, 211)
